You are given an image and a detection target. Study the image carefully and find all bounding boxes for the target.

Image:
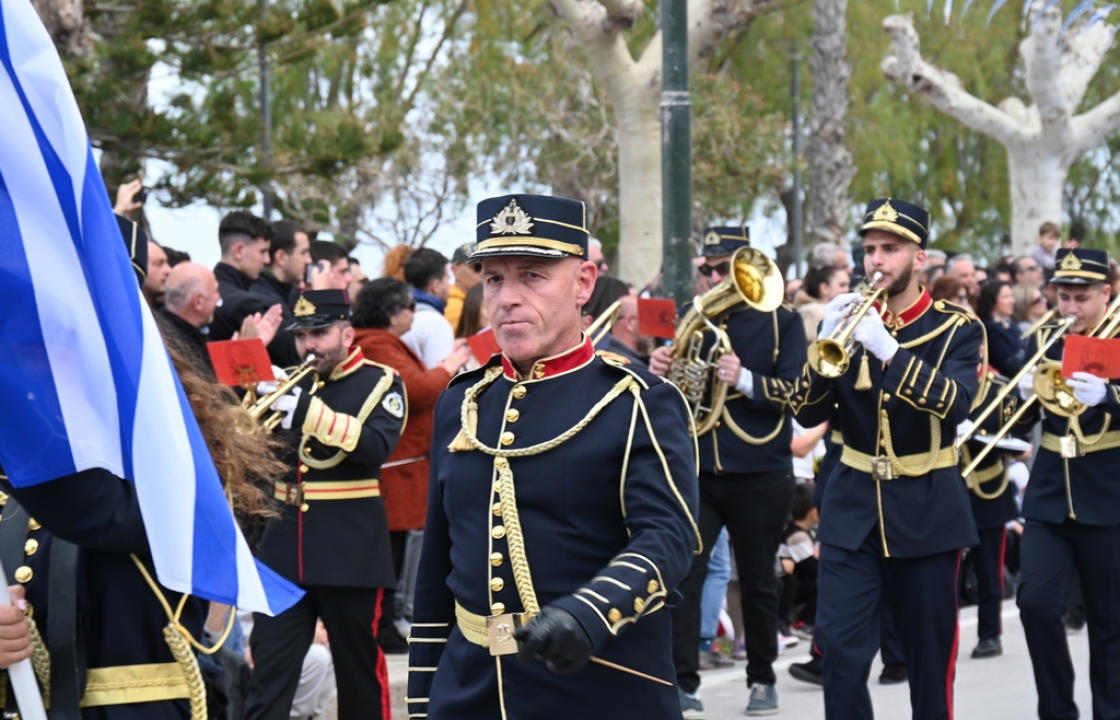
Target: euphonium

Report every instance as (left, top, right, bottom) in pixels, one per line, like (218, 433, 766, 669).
(666, 246, 783, 435)
(1032, 293, 1120, 418)
(244, 355, 317, 433)
(806, 272, 884, 378)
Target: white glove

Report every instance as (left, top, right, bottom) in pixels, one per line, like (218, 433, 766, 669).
(1067, 371, 1107, 407)
(270, 386, 303, 430)
(819, 292, 863, 339)
(734, 368, 754, 399)
(852, 313, 899, 362)
(255, 366, 287, 395)
(955, 419, 975, 445)
(1017, 367, 1037, 401)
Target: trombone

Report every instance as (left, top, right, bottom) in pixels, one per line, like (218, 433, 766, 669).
(956, 317, 1075, 477)
(1020, 307, 1057, 340)
(244, 355, 317, 433)
(1032, 294, 1120, 418)
(807, 272, 884, 378)
(585, 299, 622, 347)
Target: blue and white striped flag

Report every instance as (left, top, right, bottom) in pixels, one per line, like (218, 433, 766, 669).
(0, 0, 301, 615)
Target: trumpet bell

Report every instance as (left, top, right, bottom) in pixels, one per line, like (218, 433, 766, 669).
(807, 337, 850, 378)
(1034, 360, 1085, 417)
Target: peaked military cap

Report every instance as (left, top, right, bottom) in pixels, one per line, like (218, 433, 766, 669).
(700, 226, 750, 257)
(471, 194, 588, 261)
(287, 289, 352, 330)
(1051, 248, 1111, 285)
(859, 198, 930, 248)
(116, 214, 149, 285)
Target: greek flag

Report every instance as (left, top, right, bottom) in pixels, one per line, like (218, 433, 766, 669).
(0, 1, 301, 615)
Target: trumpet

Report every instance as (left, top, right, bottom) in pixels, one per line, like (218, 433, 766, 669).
(806, 272, 885, 378)
(244, 355, 317, 433)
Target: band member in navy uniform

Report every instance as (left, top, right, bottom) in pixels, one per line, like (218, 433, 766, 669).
(246, 290, 406, 720)
(406, 194, 700, 720)
(789, 198, 981, 720)
(958, 370, 1021, 660)
(1015, 248, 1120, 720)
(649, 225, 806, 715)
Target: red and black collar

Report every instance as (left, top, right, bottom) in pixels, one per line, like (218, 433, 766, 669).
(874, 288, 932, 330)
(501, 336, 595, 381)
(329, 346, 366, 381)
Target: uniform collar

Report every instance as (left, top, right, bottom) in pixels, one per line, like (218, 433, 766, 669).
(874, 288, 932, 329)
(328, 346, 366, 381)
(501, 335, 595, 381)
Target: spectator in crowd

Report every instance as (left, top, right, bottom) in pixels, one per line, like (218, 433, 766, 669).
(1034, 220, 1061, 270)
(796, 265, 851, 343)
(211, 210, 277, 341)
(930, 274, 971, 308)
(777, 484, 820, 640)
(164, 246, 191, 266)
(588, 236, 610, 274)
(348, 255, 367, 298)
(976, 280, 1026, 376)
(161, 262, 222, 376)
(698, 529, 734, 671)
(351, 278, 471, 654)
(807, 242, 852, 274)
(251, 220, 310, 366)
(1012, 255, 1046, 289)
(382, 243, 415, 281)
(144, 240, 172, 307)
(923, 248, 948, 274)
(309, 240, 353, 291)
(454, 284, 488, 340)
(1065, 220, 1085, 249)
(785, 278, 803, 305)
(1012, 283, 1050, 336)
(401, 247, 455, 368)
(946, 253, 980, 303)
(444, 243, 481, 330)
(583, 275, 631, 329)
(992, 257, 1015, 284)
(975, 266, 989, 286)
(607, 295, 653, 368)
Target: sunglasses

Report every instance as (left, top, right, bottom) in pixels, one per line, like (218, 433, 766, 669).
(1031, 295, 1046, 304)
(697, 262, 731, 278)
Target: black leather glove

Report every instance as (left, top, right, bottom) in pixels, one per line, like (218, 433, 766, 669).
(514, 606, 593, 675)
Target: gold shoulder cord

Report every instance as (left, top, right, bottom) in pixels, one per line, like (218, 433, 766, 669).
(450, 366, 637, 615)
(879, 415, 943, 478)
(131, 555, 237, 720)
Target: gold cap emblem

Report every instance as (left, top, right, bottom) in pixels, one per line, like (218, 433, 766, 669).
(1060, 252, 1083, 271)
(871, 199, 899, 223)
(703, 230, 721, 246)
(489, 199, 534, 236)
(293, 295, 317, 317)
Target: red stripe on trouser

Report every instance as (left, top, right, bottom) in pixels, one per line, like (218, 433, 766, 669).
(371, 587, 391, 720)
(945, 549, 962, 720)
(997, 528, 1008, 635)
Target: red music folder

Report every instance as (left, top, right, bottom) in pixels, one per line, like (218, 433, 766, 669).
(207, 338, 275, 387)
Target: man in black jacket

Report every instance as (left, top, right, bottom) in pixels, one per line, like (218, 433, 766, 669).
(251, 220, 311, 367)
(211, 211, 278, 341)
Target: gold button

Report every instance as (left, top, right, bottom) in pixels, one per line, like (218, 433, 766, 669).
(24, 539, 38, 557)
(300, 503, 310, 512)
(490, 577, 505, 592)
(495, 457, 509, 469)
(299, 464, 310, 474)
(492, 525, 506, 539)
(647, 580, 659, 594)
(490, 552, 504, 567)
(512, 385, 527, 399)
(505, 409, 520, 423)
(607, 608, 622, 623)
(492, 502, 504, 516)
(14, 566, 32, 584)
(303, 446, 315, 456)
(27, 519, 41, 531)
(491, 602, 506, 615)
(633, 597, 645, 612)
(500, 431, 515, 446)
(882, 393, 891, 402)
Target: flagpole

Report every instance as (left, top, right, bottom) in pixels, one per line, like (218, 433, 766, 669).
(0, 557, 46, 720)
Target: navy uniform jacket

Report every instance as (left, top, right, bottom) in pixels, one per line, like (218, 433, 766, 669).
(2, 469, 204, 719)
(696, 303, 807, 475)
(1018, 324, 1120, 526)
(407, 339, 700, 720)
(790, 292, 981, 557)
(960, 371, 1020, 530)
(257, 347, 406, 587)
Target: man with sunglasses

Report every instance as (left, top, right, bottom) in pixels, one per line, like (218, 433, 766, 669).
(650, 226, 807, 716)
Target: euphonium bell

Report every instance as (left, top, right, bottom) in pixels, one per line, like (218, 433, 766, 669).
(807, 272, 885, 378)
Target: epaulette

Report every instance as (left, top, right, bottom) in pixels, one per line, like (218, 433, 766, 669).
(933, 299, 975, 320)
(596, 350, 631, 366)
(596, 353, 653, 391)
(780, 301, 796, 313)
(447, 354, 502, 388)
(362, 358, 400, 377)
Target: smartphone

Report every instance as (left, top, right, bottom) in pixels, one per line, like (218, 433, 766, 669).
(132, 188, 148, 204)
(305, 260, 327, 284)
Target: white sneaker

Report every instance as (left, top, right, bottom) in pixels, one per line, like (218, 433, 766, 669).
(777, 632, 799, 652)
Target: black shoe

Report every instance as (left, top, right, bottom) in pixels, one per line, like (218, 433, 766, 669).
(789, 657, 823, 686)
(1063, 614, 1085, 633)
(378, 624, 409, 654)
(971, 637, 1002, 659)
(878, 662, 907, 684)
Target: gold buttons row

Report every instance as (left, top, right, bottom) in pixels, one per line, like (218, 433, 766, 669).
(512, 385, 527, 400)
(500, 431, 515, 446)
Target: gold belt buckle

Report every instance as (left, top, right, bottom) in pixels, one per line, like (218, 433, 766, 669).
(1059, 436, 1082, 459)
(487, 613, 523, 656)
(871, 455, 895, 481)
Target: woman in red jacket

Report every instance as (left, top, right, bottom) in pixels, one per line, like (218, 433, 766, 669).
(352, 278, 470, 649)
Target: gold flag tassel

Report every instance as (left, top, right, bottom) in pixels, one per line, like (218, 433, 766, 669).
(854, 348, 873, 391)
(448, 399, 478, 453)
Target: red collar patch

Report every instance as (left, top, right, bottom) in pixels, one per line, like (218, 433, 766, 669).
(329, 346, 366, 381)
(501, 336, 595, 381)
(874, 288, 932, 329)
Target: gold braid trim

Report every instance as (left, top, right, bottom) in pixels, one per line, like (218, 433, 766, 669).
(452, 366, 637, 616)
(161, 625, 206, 720)
(879, 415, 944, 477)
(28, 615, 50, 699)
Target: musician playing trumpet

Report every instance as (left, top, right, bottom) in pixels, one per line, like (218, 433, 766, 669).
(649, 226, 806, 716)
(787, 199, 981, 720)
(1014, 248, 1120, 720)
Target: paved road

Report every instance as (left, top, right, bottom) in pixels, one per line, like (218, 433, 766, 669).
(364, 603, 1093, 719)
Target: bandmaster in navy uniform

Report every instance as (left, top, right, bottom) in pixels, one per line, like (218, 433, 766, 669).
(246, 289, 406, 720)
(1015, 247, 1120, 720)
(788, 198, 981, 720)
(648, 224, 807, 716)
(406, 194, 700, 719)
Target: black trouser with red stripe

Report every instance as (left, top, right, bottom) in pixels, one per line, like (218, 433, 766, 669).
(247, 586, 389, 720)
(972, 526, 1007, 641)
(816, 533, 962, 720)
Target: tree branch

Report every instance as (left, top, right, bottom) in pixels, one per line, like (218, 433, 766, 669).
(551, 0, 640, 100)
(881, 13, 1029, 147)
(1020, 2, 1073, 145)
(1071, 89, 1120, 157)
(1059, 15, 1117, 111)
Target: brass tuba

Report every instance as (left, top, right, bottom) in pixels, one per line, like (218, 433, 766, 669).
(666, 246, 783, 435)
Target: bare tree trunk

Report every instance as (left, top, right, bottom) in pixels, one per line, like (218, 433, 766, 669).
(31, 0, 91, 58)
(615, 84, 662, 284)
(1007, 148, 1067, 253)
(806, 0, 853, 247)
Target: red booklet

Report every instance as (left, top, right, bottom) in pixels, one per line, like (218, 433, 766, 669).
(207, 338, 275, 387)
(466, 327, 502, 364)
(1061, 334, 1120, 379)
(637, 298, 678, 339)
